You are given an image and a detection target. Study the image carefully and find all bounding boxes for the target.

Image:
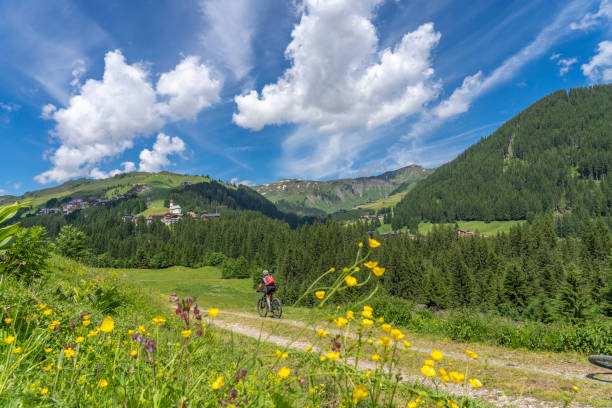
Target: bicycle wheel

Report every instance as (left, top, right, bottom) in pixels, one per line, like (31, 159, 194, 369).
(589, 355, 612, 370)
(257, 298, 268, 317)
(271, 298, 282, 319)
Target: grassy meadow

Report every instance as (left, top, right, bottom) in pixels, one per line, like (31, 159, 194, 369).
(417, 220, 524, 236)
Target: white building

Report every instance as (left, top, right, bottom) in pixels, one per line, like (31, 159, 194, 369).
(169, 199, 182, 215)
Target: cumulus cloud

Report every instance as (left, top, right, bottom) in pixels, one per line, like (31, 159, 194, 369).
(582, 41, 612, 82)
(36, 50, 221, 184)
(0, 102, 20, 112)
(230, 177, 253, 186)
(70, 59, 87, 89)
(570, 0, 611, 30)
(233, 0, 441, 133)
(40, 104, 57, 119)
(138, 133, 186, 173)
(89, 161, 136, 179)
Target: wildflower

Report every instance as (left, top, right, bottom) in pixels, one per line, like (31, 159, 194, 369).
(181, 330, 192, 339)
(211, 376, 224, 390)
(367, 338, 374, 344)
(87, 329, 99, 338)
(13, 347, 22, 354)
(381, 323, 391, 333)
(315, 291, 325, 300)
(82, 320, 91, 327)
(378, 336, 392, 347)
(320, 356, 326, 362)
(326, 351, 340, 361)
(41, 388, 49, 395)
(130, 350, 138, 358)
(100, 316, 114, 333)
(465, 349, 478, 359)
(305, 345, 312, 352)
(75, 337, 85, 344)
(365, 370, 373, 376)
(44, 348, 52, 353)
(447, 400, 459, 408)
(43, 309, 52, 316)
(424, 359, 435, 367)
(363, 305, 373, 313)
(390, 328, 405, 341)
(364, 261, 378, 269)
(408, 402, 417, 408)
(368, 238, 381, 248)
(439, 368, 447, 376)
(346, 310, 354, 320)
(4, 318, 12, 324)
(43, 364, 52, 372)
(81, 313, 89, 320)
(208, 308, 219, 318)
(468, 378, 483, 387)
(4, 336, 15, 344)
(344, 275, 357, 287)
(152, 317, 166, 325)
(334, 317, 348, 327)
(64, 348, 75, 359)
(420, 365, 436, 377)
(430, 350, 443, 361)
(371, 354, 380, 362)
(449, 371, 465, 384)
(38, 304, 47, 310)
(277, 367, 291, 379)
(403, 340, 411, 348)
(275, 349, 288, 360)
(352, 384, 368, 404)
(372, 267, 385, 277)
(360, 319, 374, 328)
(98, 379, 108, 388)
(128, 329, 134, 335)
(316, 329, 328, 338)
(138, 325, 146, 335)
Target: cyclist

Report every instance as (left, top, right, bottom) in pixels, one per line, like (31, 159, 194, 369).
(257, 269, 275, 312)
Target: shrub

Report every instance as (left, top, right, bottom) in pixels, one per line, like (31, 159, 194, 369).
(2, 226, 50, 282)
(204, 251, 226, 266)
(55, 225, 88, 260)
(221, 256, 250, 278)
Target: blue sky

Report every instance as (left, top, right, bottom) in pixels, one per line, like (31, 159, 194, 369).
(0, 0, 611, 195)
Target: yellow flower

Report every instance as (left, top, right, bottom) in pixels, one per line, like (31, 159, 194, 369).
(4, 317, 12, 324)
(208, 308, 219, 318)
(138, 325, 146, 335)
(38, 304, 47, 310)
(442, 375, 451, 383)
(305, 345, 312, 352)
(275, 349, 288, 360)
(420, 365, 436, 377)
(465, 349, 478, 359)
(371, 354, 380, 362)
(424, 359, 435, 367)
(4, 336, 15, 344)
(381, 323, 391, 333)
(44, 348, 52, 353)
(368, 238, 381, 248)
(439, 367, 447, 376)
(211, 376, 224, 390)
(64, 348, 75, 359)
(181, 330, 192, 339)
(390, 328, 405, 341)
(378, 336, 392, 347)
(98, 379, 108, 388)
(447, 400, 459, 408)
(408, 402, 417, 408)
(572, 385, 579, 392)
(277, 367, 291, 379)
(449, 371, 465, 384)
(43, 364, 52, 372)
(152, 317, 166, 325)
(316, 329, 328, 338)
(87, 329, 99, 338)
(128, 329, 134, 335)
(346, 310, 354, 320)
(315, 290, 325, 300)
(13, 347, 22, 354)
(360, 319, 374, 328)
(468, 378, 483, 387)
(377, 316, 384, 324)
(334, 317, 348, 327)
(361, 309, 373, 319)
(352, 384, 368, 404)
(358, 242, 363, 248)
(81, 314, 89, 320)
(41, 387, 49, 395)
(326, 351, 340, 361)
(43, 309, 52, 316)
(363, 305, 373, 313)
(344, 275, 357, 287)
(319, 356, 326, 362)
(372, 267, 385, 277)
(82, 320, 91, 327)
(74, 337, 84, 344)
(363, 261, 378, 269)
(430, 350, 443, 361)
(365, 370, 373, 376)
(100, 316, 114, 333)
(130, 350, 138, 357)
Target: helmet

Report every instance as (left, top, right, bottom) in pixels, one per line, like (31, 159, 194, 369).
(262, 269, 270, 276)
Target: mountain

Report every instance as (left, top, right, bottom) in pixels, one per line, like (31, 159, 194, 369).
(254, 165, 433, 215)
(393, 84, 612, 231)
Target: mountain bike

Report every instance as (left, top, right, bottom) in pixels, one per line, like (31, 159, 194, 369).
(589, 355, 612, 371)
(257, 290, 282, 319)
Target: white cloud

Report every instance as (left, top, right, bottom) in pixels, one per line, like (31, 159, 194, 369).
(233, 0, 441, 133)
(558, 57, 578, 75)
(156, 56, 222, 121)
(70, 59, 87, 89)
(40, 104, 57, 119)
(433, 71, 483, 119)
(582, 41, 612, 82)
(0, 102, 20, 112)
(200, 0, 255, 80)
(89, 161, 136, 180)
(550, 53, 561, 60)
(138, 133, 186, 173)
(230, 177, 253, 186)
(0, 189, 5, 195)
(570, 0, 611, 30)
(36, 50, 221, 184)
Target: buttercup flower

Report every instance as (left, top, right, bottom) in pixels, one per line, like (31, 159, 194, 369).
(431, 350, 443, 361)
(363, 261, 378, 269)
(344, 275, 357, 287)
(41, 387, 49, 395)
(352, 384, 368, 404)
(43, 364, 52, 372)
(361, 309, 373, 319)
(211, 376, 224, 390)
(315, 290, 325, 300)
(208, 308, 219, 318)
(75, 337, 84, 344)
(181, 330, 192, 339)
(100, 316, 114, 333)
(326, 351, 340, 361)
(277, 367, 291, 379)
(372, 267, 385, 277)
(424, 359, 435, 367)
(346, 310, 354, 320)
(4, 318, 12, 324)
(403, 340, 411, 348)
(130, 350, 138, 358)
(378, 336, 392, 347)
(368, 238, 381, 248)
(43, 309, 52, 316)
(390, 328, 405, 341)
(98, 379, 108, 388)
(316, 329, 328, 338)
(465, 349, 478, 359)
(275, 349, 288, 360)
(82, 320, 91, 327)
(420, 365, 436, 377)
(152, 317, 166, 325)
(371, 354, 380, 362)
(381, 324, 391, 333)
(449, 371, 465, 384)
(44, 348, 52, 353)
(64, 348, 75, 359)
(37, 304, 47, 310)
(334, 317, 348, 327)
(468, 378, 483, 387)
(305, 345, 312, 352)
(13, 347, 22, 354)
(360, 319, 374, 328)
(4, 336, 15, 344)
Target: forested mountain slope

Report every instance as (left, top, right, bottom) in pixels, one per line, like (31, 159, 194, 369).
(255, 165, 432, 215)
(393, 84, 612, 230)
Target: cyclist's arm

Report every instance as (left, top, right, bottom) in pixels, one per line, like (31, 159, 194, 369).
(256, 282, 263, 291)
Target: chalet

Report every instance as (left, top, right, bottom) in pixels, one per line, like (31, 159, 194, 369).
(161, 213, 182, 226)
(458, 230, 475, 238)
(200, 212, 220, 220)
(169, 199, 182, 215)
(181, 181, 193, 186)
(39, 208, 60, 215)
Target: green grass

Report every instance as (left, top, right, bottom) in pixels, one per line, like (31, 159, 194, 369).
(355, 192, 407, 210)
(138, 199, 169, 216)
(418, 220, 525, 236)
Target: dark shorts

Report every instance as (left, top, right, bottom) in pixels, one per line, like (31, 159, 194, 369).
(265, 285, 276, 295)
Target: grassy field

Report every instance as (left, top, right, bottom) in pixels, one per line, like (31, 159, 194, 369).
(418, 220, 525, 236)
(355, 192, 407, 210)
(138, 199, 169, 216)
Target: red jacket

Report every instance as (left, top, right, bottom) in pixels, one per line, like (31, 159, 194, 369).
(263, 275, 275, 286)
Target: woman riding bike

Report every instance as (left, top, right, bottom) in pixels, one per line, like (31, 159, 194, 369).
(256, 270, 276, 312)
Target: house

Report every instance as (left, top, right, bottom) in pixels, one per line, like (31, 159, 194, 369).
(187, 211, 197, 218)
(161, 213, 182, 226)
(200, 212, 220, 220)
(169, 199, 182, 215)
(458, 230, 475, 238)
(181, 181, 193, 186)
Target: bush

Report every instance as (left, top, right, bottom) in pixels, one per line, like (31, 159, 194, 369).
(55, 225, 88, 260)
(204, 251, 226, 266)
(2, 226, 50, 282)
(221, 256, 250, 278)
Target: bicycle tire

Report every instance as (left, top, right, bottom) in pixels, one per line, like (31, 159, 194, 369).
(588, 355, 612, 370)
(272, 298, 282, 319)
(257, 298, 268, 318)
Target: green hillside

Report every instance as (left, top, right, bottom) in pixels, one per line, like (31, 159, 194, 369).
(393, 84, 612, 230)
(255, 165, 432, 215)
